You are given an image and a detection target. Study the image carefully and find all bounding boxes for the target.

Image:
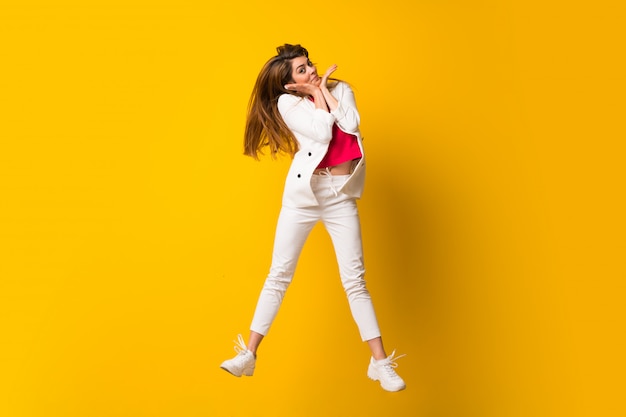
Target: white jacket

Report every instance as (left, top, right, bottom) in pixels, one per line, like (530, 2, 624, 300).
(277, 82, 366, 208)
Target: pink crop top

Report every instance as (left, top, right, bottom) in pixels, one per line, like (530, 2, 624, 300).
(317, 123, 362, 169)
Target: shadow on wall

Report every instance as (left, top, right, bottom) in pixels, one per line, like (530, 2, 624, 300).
(366, 147, 499, 415)
(364, 151, 472, 354)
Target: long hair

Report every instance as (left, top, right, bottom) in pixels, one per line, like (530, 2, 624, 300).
(243, 44, 310, 159)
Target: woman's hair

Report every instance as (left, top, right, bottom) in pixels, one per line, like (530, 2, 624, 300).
(243, 44, 313, 159)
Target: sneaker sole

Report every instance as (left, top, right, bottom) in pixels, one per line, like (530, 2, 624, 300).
(220, 365, 254, 377)
(367, 366, 406, 392)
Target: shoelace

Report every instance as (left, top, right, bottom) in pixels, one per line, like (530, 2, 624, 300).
(232, 334, 248, 356)
(380, 350, 406, 377)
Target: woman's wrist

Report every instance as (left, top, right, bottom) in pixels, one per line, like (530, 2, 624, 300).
(311, 88, 325, 100)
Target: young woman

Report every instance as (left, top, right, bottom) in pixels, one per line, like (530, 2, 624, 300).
(220, 44, 406, 392)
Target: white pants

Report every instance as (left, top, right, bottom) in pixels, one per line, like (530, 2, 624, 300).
(250, 174, 381, 341)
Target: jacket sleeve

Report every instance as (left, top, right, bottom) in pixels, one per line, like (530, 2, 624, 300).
(278, 94, 335, 144)
(330, 82, 360, 134)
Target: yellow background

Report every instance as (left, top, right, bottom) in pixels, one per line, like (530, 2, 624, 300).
(1, 1, 624, 416)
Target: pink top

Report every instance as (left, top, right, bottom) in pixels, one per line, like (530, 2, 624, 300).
(317, 123, 362, 168)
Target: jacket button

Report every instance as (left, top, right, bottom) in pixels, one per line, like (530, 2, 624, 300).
(297, 174, 301, 178)
(308, 152, 312, 156)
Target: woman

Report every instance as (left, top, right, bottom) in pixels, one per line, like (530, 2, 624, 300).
(220, 44, 405, 392)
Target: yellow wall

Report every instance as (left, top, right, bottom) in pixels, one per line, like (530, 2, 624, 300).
(1, 1, 623, 416)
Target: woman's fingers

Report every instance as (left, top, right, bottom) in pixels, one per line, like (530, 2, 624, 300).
(321, 64, 338, 87)
(285, 83, 304, 91)
(284, 84, 303, 91)
(322, 65, 338, 82)
(285, 83, 316, 95)
(323, 64, 338, 78)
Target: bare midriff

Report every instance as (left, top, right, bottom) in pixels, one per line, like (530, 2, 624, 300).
(313, 158, 359, 175)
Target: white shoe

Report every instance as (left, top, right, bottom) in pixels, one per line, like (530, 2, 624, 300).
(220, 334, 256, 377)
(367, 350, 406, 392)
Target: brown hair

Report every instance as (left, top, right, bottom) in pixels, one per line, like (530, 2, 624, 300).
(243, 44, 310, 159)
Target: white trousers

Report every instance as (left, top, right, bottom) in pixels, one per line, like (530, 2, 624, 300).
(250, 174, 381, 341)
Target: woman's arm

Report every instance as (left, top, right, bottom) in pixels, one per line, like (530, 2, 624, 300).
(280, 65, 360, 139)
(329, 81, 360, 134)
(320, 64, 339, 112)
(278, 94, 335, 144)
(316, 65, 361, 133)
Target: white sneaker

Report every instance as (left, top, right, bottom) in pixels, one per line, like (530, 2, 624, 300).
(367, 350, 406, 392)
(220, 334, 256, 377)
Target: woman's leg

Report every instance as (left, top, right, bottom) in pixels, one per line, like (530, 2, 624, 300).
(249, 204, 319, 338)
(247, 331, 264, 356)
(367, 336, 387, 360)
(322, 196, 382, 343)
(221, 205, 318, 377)
(322, 196, 405, 391)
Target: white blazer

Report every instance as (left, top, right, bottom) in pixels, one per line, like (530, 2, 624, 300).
(277, 82, 366, 208)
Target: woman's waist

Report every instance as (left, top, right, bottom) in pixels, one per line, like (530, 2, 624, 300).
(313, 159, 359, 176)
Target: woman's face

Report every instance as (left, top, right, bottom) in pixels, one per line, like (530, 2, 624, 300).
(289, 56, 320, 85)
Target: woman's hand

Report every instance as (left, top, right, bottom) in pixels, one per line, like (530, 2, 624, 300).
(320, 64, 338, 90)
(320, 64, 339, 112)
(284, 64, 340, 112)
(284, 82, 320, 96)
(284, 64, 338, 93)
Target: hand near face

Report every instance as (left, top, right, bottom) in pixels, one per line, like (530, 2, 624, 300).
(284, 82, 320, 96)
(285, 64, 339, 94)
(284, 58, 340, 111)
(320, 64, 338, 88)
